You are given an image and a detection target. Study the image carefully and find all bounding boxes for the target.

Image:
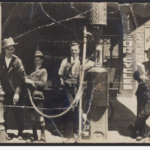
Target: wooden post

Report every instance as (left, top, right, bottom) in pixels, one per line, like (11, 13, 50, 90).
(0, 2, 6, 143)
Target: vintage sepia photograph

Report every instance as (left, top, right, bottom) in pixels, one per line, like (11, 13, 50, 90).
(0, 2, 150, 144)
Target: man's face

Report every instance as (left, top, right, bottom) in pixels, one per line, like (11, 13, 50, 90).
(147, 51, 150, 61)
(4, 46, 15, 58)
(70, 45, 80, 59)
(34, 57, 44, 68)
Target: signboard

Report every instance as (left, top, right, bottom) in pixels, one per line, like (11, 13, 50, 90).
(123, 34, 133, 89)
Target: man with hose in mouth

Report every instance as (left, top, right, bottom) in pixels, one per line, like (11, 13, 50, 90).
(58, 41, 94, 138)
(129, 48, 150, 141)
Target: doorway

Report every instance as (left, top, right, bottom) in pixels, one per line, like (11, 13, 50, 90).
(100, 35, 121, 96)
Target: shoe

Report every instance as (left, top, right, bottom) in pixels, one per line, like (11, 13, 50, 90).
(33, 133, 38, 141)
(128, 124, 135, 131)
(18, 131, 23, 140)
(26, 134, 38, 143)
(128, 124, 138, 138)
(136, 131, 147, 141)
(40, 126, 46, 142)
(5, 133, 11, 140)
(73, 133, 78, 140)
(39, 136, 46, 143)
(136, 135, 143, 141)
(26, 137, 35, 143)
(18, 135, 23, 140)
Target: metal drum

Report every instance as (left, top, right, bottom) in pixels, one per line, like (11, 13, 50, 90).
(81, 66, 109, 142)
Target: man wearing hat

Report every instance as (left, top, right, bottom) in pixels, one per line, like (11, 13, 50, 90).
(24, 50, 48, 142)
(129, 48, 150, 140)
(58, 41, 94, 138)
(0, 37, 25, 140)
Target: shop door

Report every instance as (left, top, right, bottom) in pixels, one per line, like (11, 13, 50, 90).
(99, 35, 120, 95)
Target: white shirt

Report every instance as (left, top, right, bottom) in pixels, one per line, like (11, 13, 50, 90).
(58, 56, 94, 76)
(5, 57, 12, 68)
(36, 65, 41, 70)
(59, 56, 79, 76)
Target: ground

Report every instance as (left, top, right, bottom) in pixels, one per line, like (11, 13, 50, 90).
(3, 96, 150, 144)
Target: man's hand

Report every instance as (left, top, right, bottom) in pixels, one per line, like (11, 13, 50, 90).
(67, 63, 75, 68)
(13, 94, 19, 105)
(140, 75, 149, 82)
(80, 64, 93, 71)
(24, 78, 33, 85)
(60, 78, 65, 86)
(80, 65, 87, 71)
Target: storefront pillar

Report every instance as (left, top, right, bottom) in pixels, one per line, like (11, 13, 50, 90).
(0, 2, 6, 143)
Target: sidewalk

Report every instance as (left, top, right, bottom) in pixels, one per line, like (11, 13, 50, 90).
(5, 96, 150, 144)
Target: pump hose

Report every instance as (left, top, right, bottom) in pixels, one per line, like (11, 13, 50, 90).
(27, 72, 84, 118)
(12, 54, 85, 119)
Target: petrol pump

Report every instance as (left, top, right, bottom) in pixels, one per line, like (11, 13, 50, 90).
(76, 2, 108, 143)
(79, 46, 109, 143)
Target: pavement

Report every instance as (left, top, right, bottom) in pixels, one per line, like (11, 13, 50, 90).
(3, 96, 150, 144)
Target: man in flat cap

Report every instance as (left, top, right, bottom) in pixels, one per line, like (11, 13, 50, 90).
(58, 41, 94, 138)
(129, 48, 150, 141)
(0, 37, 25, 140)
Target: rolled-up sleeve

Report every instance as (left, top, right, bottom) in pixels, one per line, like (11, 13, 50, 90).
(85, 60, 95, 70)
(58, 59, 67, 76)
(15, 58, 25, 95)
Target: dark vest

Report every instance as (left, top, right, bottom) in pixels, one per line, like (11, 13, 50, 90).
(64, 57, 82, 86)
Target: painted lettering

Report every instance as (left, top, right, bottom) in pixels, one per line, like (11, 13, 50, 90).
(123, 79, 132, 84)
(123, 74, 132, 79)
(123, 57, 132, 63)
(124, 63, 132, 68)
(123, 68, 132, 74)
(123, 47, 132, 53)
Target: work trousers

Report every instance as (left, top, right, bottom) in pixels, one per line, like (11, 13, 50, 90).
(135, 91, 150, 131)
(136, 95, 146, 133)
(64, 84, 78, 135)
(3, 92, 24, 132)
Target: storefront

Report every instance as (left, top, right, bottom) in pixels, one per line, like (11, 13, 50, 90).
(1, 3, 150, 99)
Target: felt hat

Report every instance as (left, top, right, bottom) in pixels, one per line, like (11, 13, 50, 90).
(2, 37, 18, 48)
(34, 50, 44, 58)
(144, 48, 150, 53)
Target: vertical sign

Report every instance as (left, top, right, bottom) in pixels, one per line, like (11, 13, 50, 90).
(123, 34, 133, 89)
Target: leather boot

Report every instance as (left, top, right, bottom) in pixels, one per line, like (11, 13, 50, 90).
(40, 126, 46, 142)
(26, 121, 38, 143)
(5, 132, 11, 140)
(18, 130, 23, 140)
(33, 128, 38, 141)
